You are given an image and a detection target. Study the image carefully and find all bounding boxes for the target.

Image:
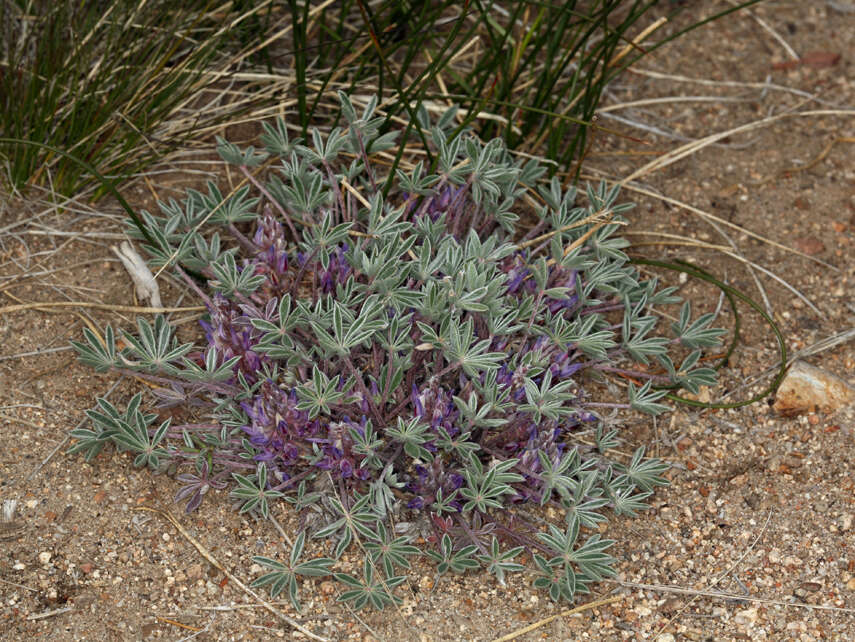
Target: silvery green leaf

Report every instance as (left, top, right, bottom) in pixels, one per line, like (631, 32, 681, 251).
(216, 135, 267, 167)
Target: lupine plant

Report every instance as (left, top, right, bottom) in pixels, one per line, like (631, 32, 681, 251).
(70, 93, 725, 610)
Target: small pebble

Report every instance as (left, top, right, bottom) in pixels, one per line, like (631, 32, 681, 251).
(38, 552, 51, 565)
(734, 607, 758, 626)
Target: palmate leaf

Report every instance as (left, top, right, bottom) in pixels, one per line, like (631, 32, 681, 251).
(628, 380, 670, 416)
(66, 425, 114, 462)
(536, 515, 616, 594)
(364, 522, 421, 577)
(615, 447, 669, 493)
(230, 463, 284, 519)
(658, 351, 718, 395)
(260, 115, 301, 157)
(672, 301, 728, 348)
(175, 458, 225, 513)
(610, 486, 654, 517)
(425, 533, 480, 576)
(350, 421, 385, 470)
(70, 325, 118, 372)
(72, 393, 168, 468)
(452, 390, 508, 431)
(442, 317, 506, 377)
(188, 181, 259, 224)
(284, 480, 323, 512)
(111, 412, 171, 470)
(120, 316, 194, 372)
(251, 531, 334, 612)
(520, 368, 579, 423)
(295, 366, 351, 418)
(178, 347, 241, 382)
(313, 493, 380, 559)
(460, 457, 522, 513)
(537, 448, 580, 505)
(310, 299, 386, 357)
(386, 416, 433, 462)
(209, 252, 267, 297)
(532, 553, 587, 602)
(334, 557, 406, 611)
(215, 135, 267, 167)
(561, 494, 610, 529)
(477, 536, 524, 587)
(564, 312, 617, 360)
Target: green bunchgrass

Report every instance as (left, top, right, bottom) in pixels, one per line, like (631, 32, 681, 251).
(279, 0, 766, 178)
(0, 1, 765, 212)
(0, 0, 270, 198)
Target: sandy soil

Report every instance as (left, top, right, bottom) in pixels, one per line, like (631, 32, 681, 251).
(1, 1, 854, 640)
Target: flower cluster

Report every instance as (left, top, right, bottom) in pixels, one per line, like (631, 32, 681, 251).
(71, 93, 725, 611)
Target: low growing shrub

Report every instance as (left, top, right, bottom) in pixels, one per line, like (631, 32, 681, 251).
(71, 93, 725, 610)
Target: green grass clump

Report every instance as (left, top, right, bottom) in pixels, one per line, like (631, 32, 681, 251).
(0, 0, 257, 197)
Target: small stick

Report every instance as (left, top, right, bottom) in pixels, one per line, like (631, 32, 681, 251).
(135, 506, 328, 642)
(609, 16, 668, 67)
(492, 595, 624, 642)
(0, 301, 205, 315)
(340, 177, 371, 209)
(0, 577, 38, 593)
(610, 580, 855, 615)
(726, 0, 799, 61)
(655, 509, 772, 636)
(27, 606, 73, 621)
(155, 616, 202, 632)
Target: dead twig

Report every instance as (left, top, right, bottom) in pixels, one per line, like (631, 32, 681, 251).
(620, 110, 855, 186)
(752, 136, 855, 185)
(611, 580, 855, 615)
(155, 616, 203, 632)
(134, 506, 328, 642)
(26, 606, 73, 621)
(492, 595, 624, 641)
(0, 301, 204, 315)
(654, 509, 773, 636)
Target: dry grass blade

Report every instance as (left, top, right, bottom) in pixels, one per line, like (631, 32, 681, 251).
(619, 109, 855, 185)
(719, 327, 855, 401)
(622, 231, 822, 317)
(612, 580, 855, 615)
(597, 94, 753, 113)
(492, 595, 624, 642)
(0, 301, 204, 315)
(593, 176, 838, 270)
(135, 506, 328, 642)
(654, 509, 772, 635)
(516, 207, 618, 250)
(26, 607, 74, 621)
(626, 67, 843, 107)
(725, 0, 799, 60)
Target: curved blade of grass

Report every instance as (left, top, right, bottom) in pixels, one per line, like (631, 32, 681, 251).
(0, 137, 152, 246)
(632, 258, 787, 410)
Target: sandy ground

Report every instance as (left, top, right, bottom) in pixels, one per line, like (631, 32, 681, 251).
(1, 1, 854, 640)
